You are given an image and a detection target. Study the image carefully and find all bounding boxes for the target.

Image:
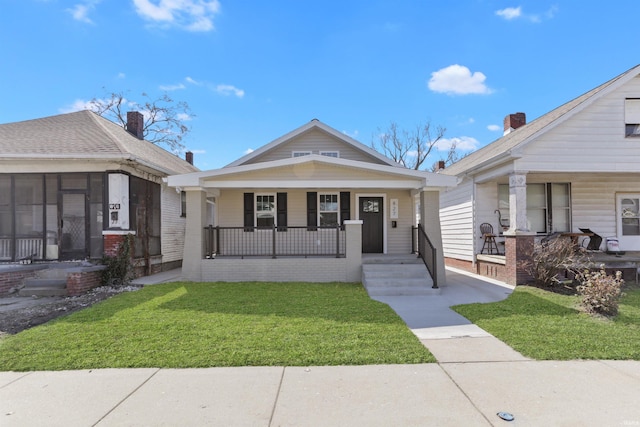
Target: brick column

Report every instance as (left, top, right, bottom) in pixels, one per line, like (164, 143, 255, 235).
(504, 234, 535, 286)
(102, 231, 135, 257)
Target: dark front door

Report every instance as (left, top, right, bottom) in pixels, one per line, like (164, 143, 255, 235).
(59, 192, 88, 260)
(360, 197, 384, 253)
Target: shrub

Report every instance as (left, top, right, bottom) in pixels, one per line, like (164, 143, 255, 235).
(525, 236, 589, 289)
(101, 234, 134, 287)
(577, 268, 624, 317)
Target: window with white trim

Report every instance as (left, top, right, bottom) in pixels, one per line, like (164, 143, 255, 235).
(498, 183, 571, 234)
(256, 194, 275, 228)
(320, 151, 339, 158)
(292, 151, 312, 157)
(625, 98, 640, 137)
(319, 193, 339, 226)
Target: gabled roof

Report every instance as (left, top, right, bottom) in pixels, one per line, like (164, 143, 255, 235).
(225, 119, 402, 168)
(0, 110, 199, 175)
(442, 64, 640, 177)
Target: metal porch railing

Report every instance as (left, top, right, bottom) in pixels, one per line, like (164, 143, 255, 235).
(204, 225, 345, 259)
(412, 224, 438, 288)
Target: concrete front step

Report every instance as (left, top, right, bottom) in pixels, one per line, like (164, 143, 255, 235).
(362, 261, 438, 296)
(19, 278, 67, 297)
(362, 254, 423, 265)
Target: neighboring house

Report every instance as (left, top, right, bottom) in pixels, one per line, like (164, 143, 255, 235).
(0, 110, 198, 276)
(439, 64, 640, 285)
(167, 119, 456, 285)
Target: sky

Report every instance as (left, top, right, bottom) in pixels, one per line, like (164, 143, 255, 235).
(1, 1, 639, 171)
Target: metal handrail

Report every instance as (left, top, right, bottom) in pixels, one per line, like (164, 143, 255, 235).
(414, 224, 438, 288)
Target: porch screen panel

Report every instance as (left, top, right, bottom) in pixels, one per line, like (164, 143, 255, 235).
(15, 175, 45, 259)
(0, 176, 11, 260)
(45, 175, 59, 259)
(89, 174, 104, 258)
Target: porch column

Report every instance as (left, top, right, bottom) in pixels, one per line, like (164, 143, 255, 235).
(504, 172, 536, 286)
(507, 173, 529, 234)
(182, 189, 207, 281)
(419, 190, 446, 286)
(344, 220, 363, 282)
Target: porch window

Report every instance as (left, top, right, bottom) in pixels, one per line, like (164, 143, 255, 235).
(498, 183, 571, 234)
(319, 194, 339, 226)
(256, 194, 275, 228)
(625, 98, 640, 137)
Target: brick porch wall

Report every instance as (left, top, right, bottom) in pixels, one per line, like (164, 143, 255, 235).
(66, 267, 105, 296)
(0, 269, 38, 295)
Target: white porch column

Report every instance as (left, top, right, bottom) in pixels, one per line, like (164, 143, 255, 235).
(419, 190, 446, 286)
(507, 173, 530, 234)
(344, 220, 363, 282)
(182, 189, 207, 281)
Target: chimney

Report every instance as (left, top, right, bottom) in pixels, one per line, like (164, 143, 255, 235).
(185, 151, 194, 165)
(437, 160, 445, 171)
(126, 111, 144, 140)
(503, 112, 526, 135)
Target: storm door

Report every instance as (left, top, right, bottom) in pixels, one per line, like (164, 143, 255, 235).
(360, 197, 384, 253)
(59, 192, 88, 260)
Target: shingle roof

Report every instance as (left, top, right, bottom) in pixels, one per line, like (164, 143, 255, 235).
(0, 110, 198, 175)
(441, 64, 640, 177)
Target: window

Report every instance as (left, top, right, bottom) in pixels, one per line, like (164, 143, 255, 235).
(256, 194, 275, 228)
(625, 99, 640, 137)
(319, 194, 339, 226)
(292, 151, 311, 157)
(320, 151, 339, 158)
(498, 183, 571, 234)
(180, 191, 186, 217)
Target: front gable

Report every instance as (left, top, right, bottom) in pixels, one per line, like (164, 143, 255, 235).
(227, 119, 398, 167)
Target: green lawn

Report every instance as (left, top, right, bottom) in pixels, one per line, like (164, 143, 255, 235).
(0, 282, 434, 371)
(452, 286, 640, 360)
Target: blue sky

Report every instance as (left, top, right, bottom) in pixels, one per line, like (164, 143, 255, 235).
(1, 1, 638, 170)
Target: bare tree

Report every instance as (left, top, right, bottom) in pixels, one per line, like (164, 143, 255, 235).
(88, 90, 193, 152)
(372, 121, 446, 170)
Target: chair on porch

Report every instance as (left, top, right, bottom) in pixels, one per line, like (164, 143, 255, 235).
(480, 223, 500, 255)
(579, 228, 603, 251)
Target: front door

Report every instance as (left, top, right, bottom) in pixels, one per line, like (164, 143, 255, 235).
(360, 197, 384, 253)
(59, 192, 88, 260)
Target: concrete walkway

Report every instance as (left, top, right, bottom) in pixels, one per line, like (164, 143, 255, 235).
(1, 268, 640, 426)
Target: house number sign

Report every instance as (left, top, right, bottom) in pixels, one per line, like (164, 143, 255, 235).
(109, 203, 121, 210)
(390, 199, 399, 219)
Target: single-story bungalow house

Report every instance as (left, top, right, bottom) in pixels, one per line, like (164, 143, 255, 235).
(439, 64, 640, 285)
(0, 110, 198, 277)
(167, 119, 457, 285)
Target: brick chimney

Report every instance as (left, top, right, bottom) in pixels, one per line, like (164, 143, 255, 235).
(437, 160, 445, 171)
(126, 111, 144, 140)
(185, 151, 194, 165)
(503, 112, 526, 135)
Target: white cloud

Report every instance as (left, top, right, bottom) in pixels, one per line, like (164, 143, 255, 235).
(215, 84, 245, 98)
(496, 6, 521, 20)
(117, 72, 126, 79)
(487, 124, 501, 132)
(496, 5, 558, 23)
(428, 65, 492, 95)
(186, 76, 203, 85)
(435, 136, 480, 152)
(68, 1, 101, 24)
(342, 129, 359, 139)
(244, 148, 254, 155)
(159, 83, 186, 91)
(60, 99, 94, 113)
(133, 0, 221, 32)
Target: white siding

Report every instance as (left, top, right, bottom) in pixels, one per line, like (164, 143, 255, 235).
(440, 179, 474, 261)
(517, 75, 640, 173)
(245, 128, 388, 165)
(161, 184, 186, 264)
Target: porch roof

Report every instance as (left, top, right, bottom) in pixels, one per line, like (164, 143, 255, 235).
(167, 154, 457, 191)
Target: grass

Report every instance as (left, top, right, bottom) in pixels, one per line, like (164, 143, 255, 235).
(452, 286, 640, 360)
(0, 282, 434, 371)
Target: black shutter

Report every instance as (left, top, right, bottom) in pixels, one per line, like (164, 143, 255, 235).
(277, 192, 287, 232)
(340, 191, 350, 229)
(243, 192, 254, 232)
(307, 192, 317, 231)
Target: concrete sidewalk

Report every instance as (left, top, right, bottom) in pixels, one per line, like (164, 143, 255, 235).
(2, 268, 640, 425)
(2, 362, 639, 426)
